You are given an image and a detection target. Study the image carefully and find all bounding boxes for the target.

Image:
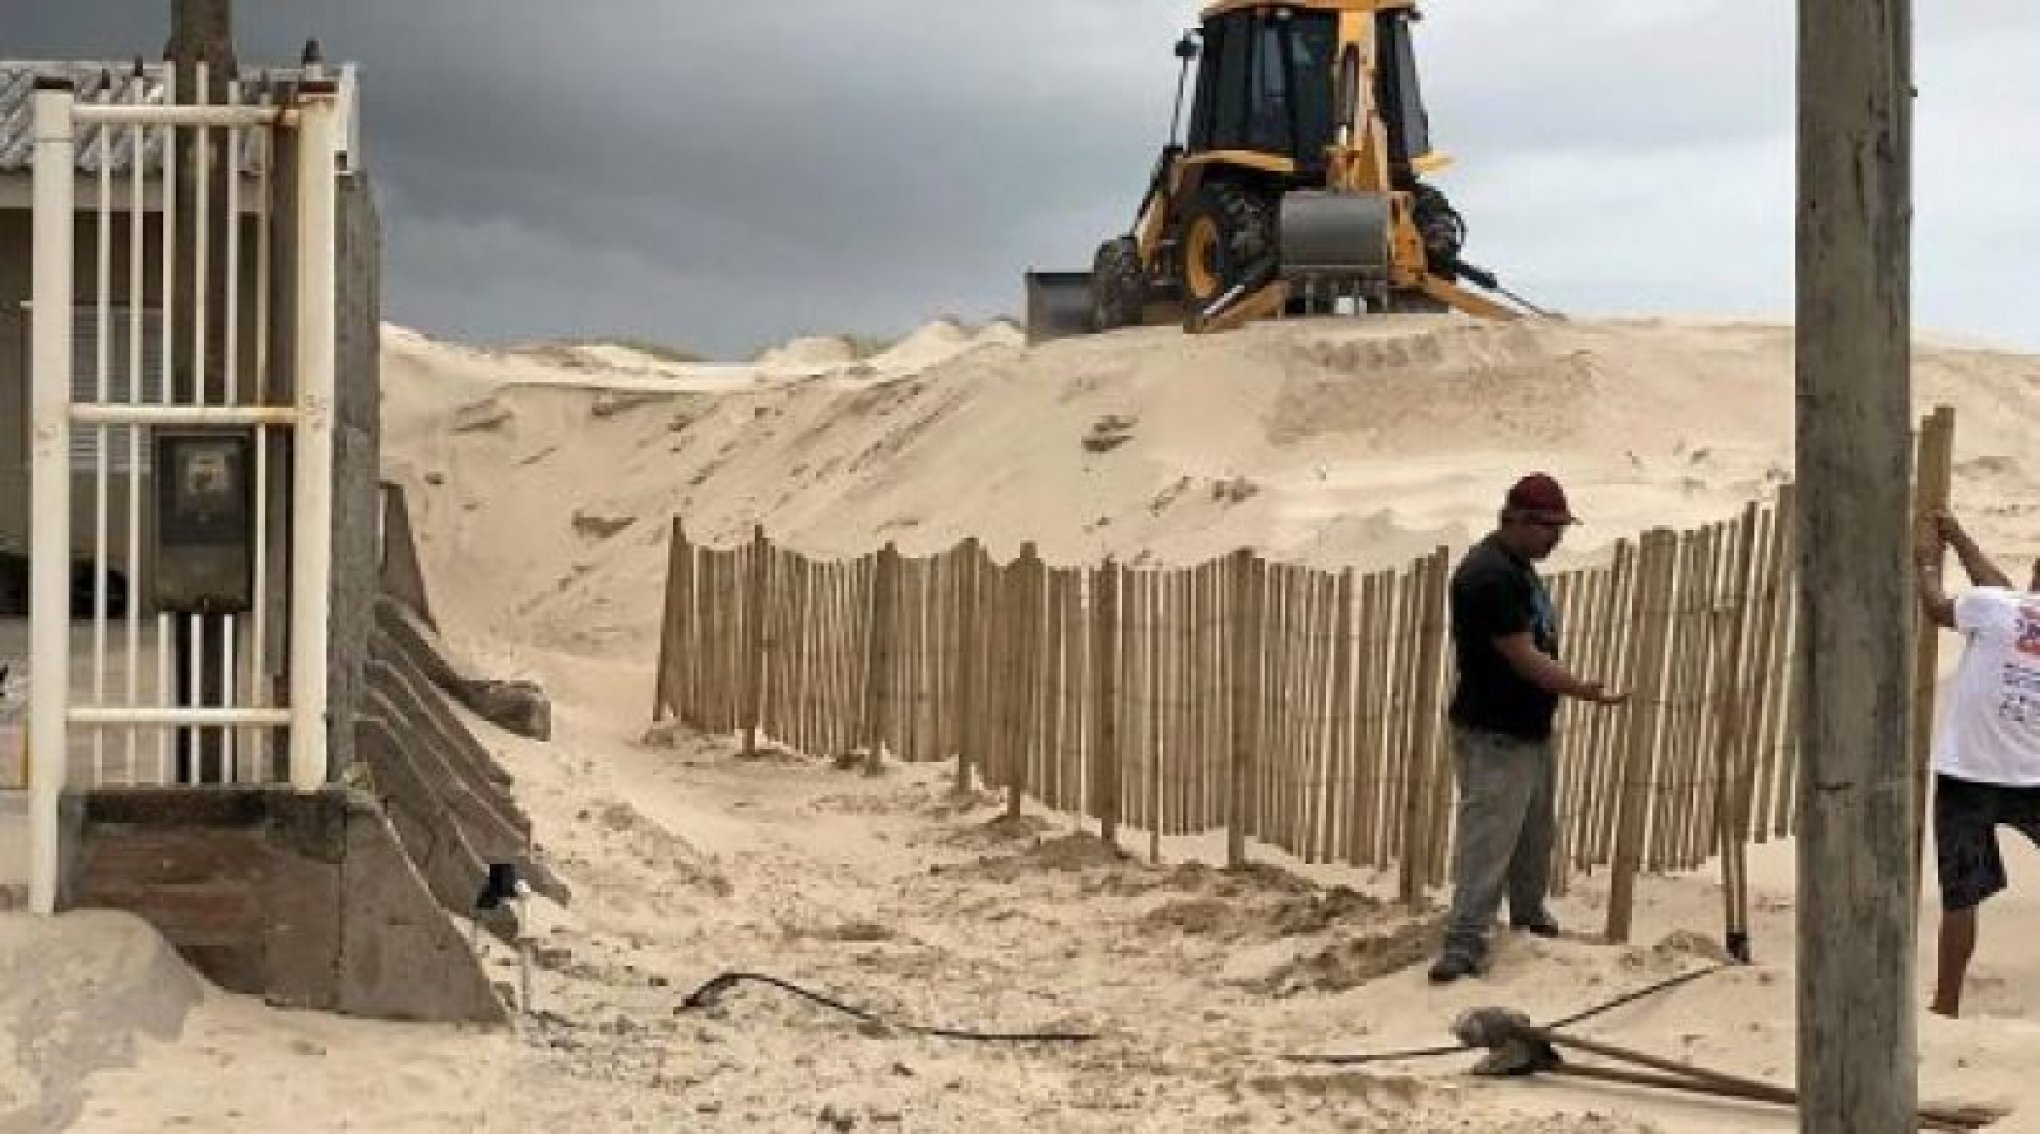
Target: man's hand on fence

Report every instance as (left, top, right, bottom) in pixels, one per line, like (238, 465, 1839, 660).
(1929, 508, 1963, 544)
(1574, 679, 1628, 706)
(1920, 509, 1954, 565)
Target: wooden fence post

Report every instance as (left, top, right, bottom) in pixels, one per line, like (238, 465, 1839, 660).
(952, 538, 981, 793)
(1399, 548, 1449, 907)
(1008, 543, 1043, 818)
(862, 542, 901, 775)
(1607, 528, 1677, 943)
(741, 524, 769, 756)
(1420, 548, 1456, 887)
(1092, 558, 1121, 847)
(1227, 549, 1262, 868)
(1323, 567, 1356, 864)
(1750, 489, 1797, 843)
(985, 552, 1013, 807)
(1714, 504, 1760, 961)
(679, 523, 700, 729)
(703, 549, 723, 731)
(654, 519, 689, 723)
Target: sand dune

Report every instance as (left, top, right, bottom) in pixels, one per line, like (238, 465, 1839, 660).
(386, 314, 2040, 661)
(24, 313, 2040, 1132)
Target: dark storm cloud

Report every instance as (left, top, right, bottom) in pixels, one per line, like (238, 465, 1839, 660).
(7, 1, 2039, 355)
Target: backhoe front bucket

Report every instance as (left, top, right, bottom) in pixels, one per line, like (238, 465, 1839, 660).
(1024, 271, 1095, 344)
(1278, 190, 1391, 292)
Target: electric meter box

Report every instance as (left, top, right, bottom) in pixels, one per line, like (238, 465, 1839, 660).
(152, 429, 256, 614)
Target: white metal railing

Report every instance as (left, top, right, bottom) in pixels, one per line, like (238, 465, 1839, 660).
(26, 74, 341, 914)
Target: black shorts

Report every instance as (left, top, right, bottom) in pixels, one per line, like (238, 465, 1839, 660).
(1935, 773, 2040, 912)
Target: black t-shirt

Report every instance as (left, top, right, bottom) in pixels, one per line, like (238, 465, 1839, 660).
(1448, 534, 1560, 741)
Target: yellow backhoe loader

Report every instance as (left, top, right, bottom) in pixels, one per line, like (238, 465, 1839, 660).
(1026, 0, 1547, 342)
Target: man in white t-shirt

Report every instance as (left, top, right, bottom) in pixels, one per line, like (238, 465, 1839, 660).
(1917, 509, 2040, 1018)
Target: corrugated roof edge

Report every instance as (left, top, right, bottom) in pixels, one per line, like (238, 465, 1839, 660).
(0, 59, 359, 176)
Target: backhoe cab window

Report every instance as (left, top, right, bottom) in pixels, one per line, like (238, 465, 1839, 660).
(1202, 14, 1253, 148)
(1376, 9, 1433, 171)
(1191, 9, 1337, 166)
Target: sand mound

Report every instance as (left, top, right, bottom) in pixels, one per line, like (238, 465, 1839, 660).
(1140, 882, 1391, 942)
(0, 912, 203, 1130)
(568, 798, 732, 900)
(977, 318, 1025, 348)
(945, 831, 1136, 884)
(754, 334, 859, 371)
(866, 317, 996, 374)
(1162, 860, 1321, 898)
(1248, 916, 1444, 996)
(376, 316, 2040, 664)
(934, 812, 1054, 850)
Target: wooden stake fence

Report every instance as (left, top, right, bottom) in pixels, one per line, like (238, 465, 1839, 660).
(651, 475, 1873, 934)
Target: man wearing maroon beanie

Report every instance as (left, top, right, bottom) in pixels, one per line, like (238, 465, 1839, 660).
(1430, 473, 1627, 983)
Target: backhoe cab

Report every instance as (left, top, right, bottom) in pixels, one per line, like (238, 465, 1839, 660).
(1026, 0, 1541, 342)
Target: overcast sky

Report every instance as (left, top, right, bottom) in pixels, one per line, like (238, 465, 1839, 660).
(7, 1, 2038, 359)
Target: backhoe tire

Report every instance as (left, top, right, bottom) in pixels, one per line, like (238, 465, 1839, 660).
(1412, 182, 1468, 281)
(1090, 236, 1147, 332)
(1177, 183, 1277, 317)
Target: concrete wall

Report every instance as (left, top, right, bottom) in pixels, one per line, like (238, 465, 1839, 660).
(67, 787, 508, 1024)
(378, 481, 435, 628)
(328, 174, 381, 778)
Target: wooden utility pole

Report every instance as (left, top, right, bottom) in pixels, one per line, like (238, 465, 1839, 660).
(166, 0, 239, 782)
(165, 0, 236, 399)
(167, 2, 236, 74)
(1796, 0, 1916, 1129)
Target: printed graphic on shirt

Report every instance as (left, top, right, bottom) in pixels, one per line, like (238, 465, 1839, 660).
(1998, 661, 2040, 728)
(2018, 604, 2040, 657)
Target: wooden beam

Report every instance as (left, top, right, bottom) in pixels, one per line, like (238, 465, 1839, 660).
(1909, 407, 1956, 888)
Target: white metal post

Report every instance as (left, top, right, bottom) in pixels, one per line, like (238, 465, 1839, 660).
(156, 69, 177, 784)
(125, 106, 144, 784)
(29, 84, 78, 914)
(288, 88, 339, 793)
(93, 82, 113, 785)
(252, 85, 273, 738)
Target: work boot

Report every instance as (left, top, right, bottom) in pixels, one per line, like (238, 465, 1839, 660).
(1510, 916, 1561, 939)
(1428, 950, 1479, 984)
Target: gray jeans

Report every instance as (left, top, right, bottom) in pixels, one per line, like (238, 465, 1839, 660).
(1443, 724, 1557, 959)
